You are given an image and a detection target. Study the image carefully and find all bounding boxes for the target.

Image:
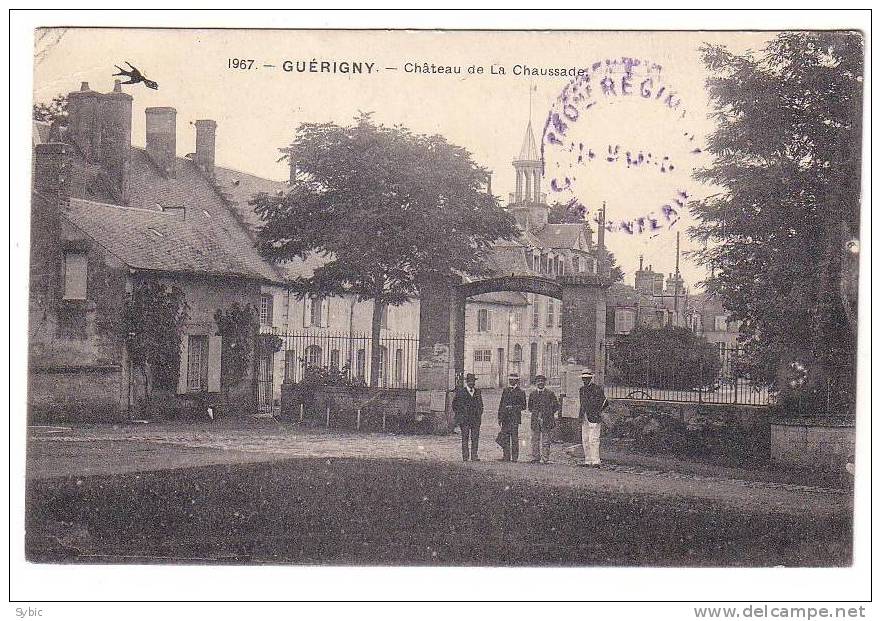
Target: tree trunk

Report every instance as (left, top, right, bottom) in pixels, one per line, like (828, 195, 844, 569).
(369, 300, 383, 388)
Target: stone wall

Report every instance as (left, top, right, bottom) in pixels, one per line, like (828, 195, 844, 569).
(28, 365, 127, 423)
(771, 418, 855, 471)
(28, 214, 131, 421)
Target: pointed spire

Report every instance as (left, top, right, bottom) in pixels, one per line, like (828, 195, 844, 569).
(518, 120, 540, 162)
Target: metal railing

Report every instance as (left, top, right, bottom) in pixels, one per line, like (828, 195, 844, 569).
(603, 342, 774, 406)
(271, 330, 420, 390)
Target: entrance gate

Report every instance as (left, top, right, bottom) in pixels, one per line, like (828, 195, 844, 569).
(416, 273, 610, 396)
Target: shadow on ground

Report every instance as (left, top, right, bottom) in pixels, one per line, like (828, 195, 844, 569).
(26, 457, 852, 567)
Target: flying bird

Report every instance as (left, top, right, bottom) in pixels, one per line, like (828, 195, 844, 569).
(113, 62, 158, 90)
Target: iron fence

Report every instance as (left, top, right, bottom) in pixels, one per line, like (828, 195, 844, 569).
(603, 341, 774, 406)
(270, 330, 420, 390)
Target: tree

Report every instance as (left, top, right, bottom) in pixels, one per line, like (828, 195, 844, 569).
(608, 326, 722, 390)
(121, 281, 189, 414)
(548, 200, 586, 224)
(251, 114, 520, 387)
(33, 93, 69, 138)
(690, 32, 863, 415)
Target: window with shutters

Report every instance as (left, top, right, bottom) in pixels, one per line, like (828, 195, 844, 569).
(615, 309, 636, 334)
(310, 297, 324, 327)
(511, 310, 522, 333)
(477, 308, 491, 332)
(187, 335, 209, 392)
(305, 344, 322, 366)
(546, 300, 554, 327)
(532, 298, 540, 328)
(259, 293, 274, 326)
(556, 301, 562, 327)
(62, 251, 87, 300)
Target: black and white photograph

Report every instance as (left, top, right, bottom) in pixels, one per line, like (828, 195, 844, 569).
(9, 10, 871, 610)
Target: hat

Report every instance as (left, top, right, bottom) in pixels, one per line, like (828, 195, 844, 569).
(508, 372, 520, 380)
(534, 374, 547, 382)
(581, 369, 595, 378)
(464, 373, 477, 381)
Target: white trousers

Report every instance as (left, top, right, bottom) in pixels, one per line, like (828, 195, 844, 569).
(581, 420, 601, 465)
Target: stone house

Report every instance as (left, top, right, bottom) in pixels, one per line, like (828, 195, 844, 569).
(29, 81, 289, 421)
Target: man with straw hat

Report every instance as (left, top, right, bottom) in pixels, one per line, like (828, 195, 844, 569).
(578, 369, 608, 468)
(497, 372, 527, 462)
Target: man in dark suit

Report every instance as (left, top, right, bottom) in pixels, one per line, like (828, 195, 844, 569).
(528, 374, 559, 464)
(497, 372, 527, 462)
(452, 373, 483, 462)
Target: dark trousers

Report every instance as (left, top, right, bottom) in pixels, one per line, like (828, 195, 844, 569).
(460, 418, 480, 460)
(500, 423, 520, 461)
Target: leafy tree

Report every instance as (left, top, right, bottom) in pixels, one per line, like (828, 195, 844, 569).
(548, 200, 587, 224)
(121, 281, 189, 413)
(33, 93, 68, 124)
(251, 113, 520, 386)
(608, 326, 722, 390)
(690, 32, 863, 415)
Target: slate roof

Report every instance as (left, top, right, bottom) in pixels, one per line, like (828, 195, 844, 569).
(62, 146, 306, 283)
(64, 198, 279, 281)
(533, 223, 588, 250)
(485, 244, 530, 276)
(517, 121, 540, 162)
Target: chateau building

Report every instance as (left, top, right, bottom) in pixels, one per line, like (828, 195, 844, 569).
(463, 121, 602, 388)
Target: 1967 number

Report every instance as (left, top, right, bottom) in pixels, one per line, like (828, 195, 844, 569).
(228, 59, 255, 69)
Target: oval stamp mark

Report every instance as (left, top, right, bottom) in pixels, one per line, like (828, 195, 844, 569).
(540, 57, 702, 238)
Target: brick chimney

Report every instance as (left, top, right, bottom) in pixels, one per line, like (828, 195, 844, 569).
(98, 80, 132, 204)
(66, 82, 99, 161)
(145, 107, 177, 177)
(194, 119, 216, 176)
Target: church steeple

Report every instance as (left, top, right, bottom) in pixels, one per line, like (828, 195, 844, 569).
(513, 120, 543, 204)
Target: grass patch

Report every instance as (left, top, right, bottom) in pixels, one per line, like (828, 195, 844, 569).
(26, 458, 852, 567)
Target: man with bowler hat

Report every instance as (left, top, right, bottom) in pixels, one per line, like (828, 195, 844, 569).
(528, 374, 559, 464)
(497, 372, 527, 462)
(452, 373, 483, 461)
(578, 369, 608, 467)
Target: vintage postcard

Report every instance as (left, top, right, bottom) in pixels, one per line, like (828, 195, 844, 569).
(13, 13, 870, 606)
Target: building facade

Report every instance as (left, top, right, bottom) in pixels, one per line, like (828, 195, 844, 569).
(462, 121, 602, 388)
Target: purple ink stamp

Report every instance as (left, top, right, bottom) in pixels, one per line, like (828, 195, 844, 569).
(540, 57, 702, 238)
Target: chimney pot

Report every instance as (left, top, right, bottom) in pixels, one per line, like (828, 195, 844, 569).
(113, 79, 122, 92)
(80, 81, 90, 91)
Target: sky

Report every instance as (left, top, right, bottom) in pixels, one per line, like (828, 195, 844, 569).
(33, 28, 778, 290)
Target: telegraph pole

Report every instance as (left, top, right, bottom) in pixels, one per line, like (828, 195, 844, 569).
(673, 231, 681, 324)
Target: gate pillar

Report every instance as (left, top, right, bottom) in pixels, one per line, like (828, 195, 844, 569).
(561, 274, 610, 385)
